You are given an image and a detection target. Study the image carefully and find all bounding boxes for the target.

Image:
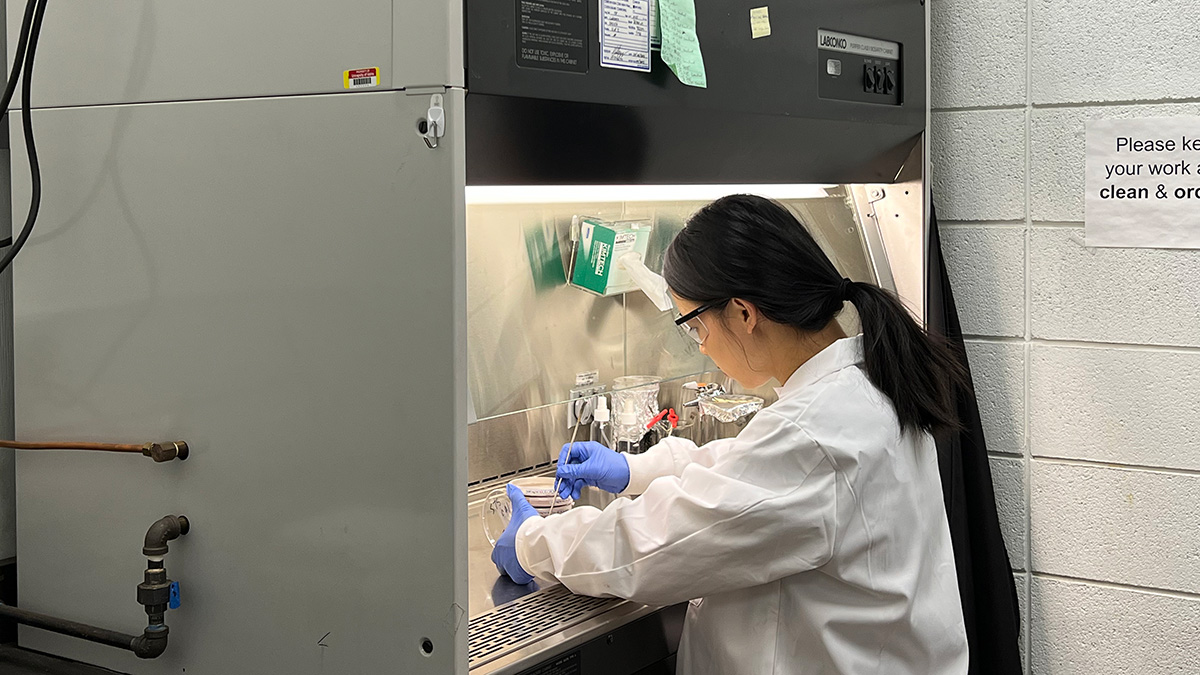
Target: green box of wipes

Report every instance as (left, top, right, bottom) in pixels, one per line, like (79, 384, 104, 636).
(570, 218, 652, 296)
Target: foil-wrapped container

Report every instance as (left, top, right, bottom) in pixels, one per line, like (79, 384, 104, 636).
(698, 394, 764, 423)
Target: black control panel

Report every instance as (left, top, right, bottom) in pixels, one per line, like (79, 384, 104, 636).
(817, 29, 902, 106)
(862, 63, 899, 96)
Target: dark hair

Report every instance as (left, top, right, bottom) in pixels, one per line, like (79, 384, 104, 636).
(662, 194, 966, 435)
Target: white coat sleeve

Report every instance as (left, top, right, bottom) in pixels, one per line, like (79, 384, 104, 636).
(516, 411, 837, 607)
(620, 435, 740, 495)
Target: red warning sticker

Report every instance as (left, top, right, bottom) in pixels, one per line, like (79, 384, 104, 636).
(344, 68, 379, 90)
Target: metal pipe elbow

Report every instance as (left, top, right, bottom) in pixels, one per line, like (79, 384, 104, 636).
(131, 626, 169, 659)
(142, 515, 190, 557)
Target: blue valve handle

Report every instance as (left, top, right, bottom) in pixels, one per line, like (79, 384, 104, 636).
(168, 582, 181, 610)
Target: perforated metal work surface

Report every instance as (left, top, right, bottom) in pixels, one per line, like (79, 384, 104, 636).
(468, 585, 621, 669)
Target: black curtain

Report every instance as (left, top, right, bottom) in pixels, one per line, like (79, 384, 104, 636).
(927, 203, 1024, 674)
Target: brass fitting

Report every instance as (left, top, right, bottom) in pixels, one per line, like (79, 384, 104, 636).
(141, 441, 189, 463)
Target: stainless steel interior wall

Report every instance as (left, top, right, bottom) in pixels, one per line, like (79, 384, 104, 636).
(467, 370, 782, 487)
(466, 199, 700, 423)
(465, 190, 877, 483)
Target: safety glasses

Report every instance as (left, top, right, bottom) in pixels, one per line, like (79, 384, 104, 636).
(674, 301, 724, 345)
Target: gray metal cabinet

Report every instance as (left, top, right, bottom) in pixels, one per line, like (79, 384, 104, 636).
(9, 89, 467, 673)
(7, 1, 463, 107)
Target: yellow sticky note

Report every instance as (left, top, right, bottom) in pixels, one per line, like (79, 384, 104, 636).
(750, 6, 771, 39)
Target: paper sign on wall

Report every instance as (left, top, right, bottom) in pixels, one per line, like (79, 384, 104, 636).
(600, 0, 652, 72)
(1086, 117, 1200, 248)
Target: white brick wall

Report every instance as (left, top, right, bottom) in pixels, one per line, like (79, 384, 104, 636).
(1030, 227, 1200, 347)
(1030, 577, 1200, 674)
(991, 456, 1028, 571)
(967, 340, 1026, 455)
(931, 111, 1027, 221)
(942, 228, 1027, 337)
(1031, 462, 1200, 593)
(1030, 345, 1200, 470)
(1013, 573, 1028, 665)
(1029, 1, 1200, 105)
(933, 0, 1200, 671)
(931, 0, 1026, 108)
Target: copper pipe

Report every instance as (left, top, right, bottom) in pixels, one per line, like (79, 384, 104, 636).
(0, 440, 143, 452)
(0, 440, 189, 462)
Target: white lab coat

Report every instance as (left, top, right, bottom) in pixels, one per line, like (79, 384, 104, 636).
(516, 336, 969, 674)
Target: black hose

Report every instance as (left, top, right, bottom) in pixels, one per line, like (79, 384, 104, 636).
(0, 0, 36, 114)
(0, 603, 138, 651)
(0, 0, 36, 259)
(0, 0, 46, 274)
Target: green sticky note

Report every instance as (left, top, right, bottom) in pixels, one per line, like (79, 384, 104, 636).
(659, 0, 707, 88)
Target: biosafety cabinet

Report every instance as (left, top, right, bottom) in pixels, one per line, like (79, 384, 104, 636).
(1, 1, 927, 673)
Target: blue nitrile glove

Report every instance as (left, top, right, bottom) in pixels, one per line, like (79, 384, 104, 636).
(491, 484, 538, 585)
(556, 441, 631, 500)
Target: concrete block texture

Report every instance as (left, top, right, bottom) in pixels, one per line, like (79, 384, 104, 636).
(931, 0, 1027, 108)
(966, 340, 1026, 454)
(1031, 344, 1200, 471)
(941, 227, 1026, 337)
(1014, 573, 1029, 672)
(1030, 227, 1200, 347)
(1030, 104, 1200, 222)
(932, 110, 1027, 221)
(1031, 0, 1200, 105)
(1030, 576, 1200, 675)
(1031, 461, 1200, 594)
(990, 456, 1028, 571)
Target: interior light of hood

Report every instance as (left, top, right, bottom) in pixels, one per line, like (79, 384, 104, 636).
(464, 184, 837, 205)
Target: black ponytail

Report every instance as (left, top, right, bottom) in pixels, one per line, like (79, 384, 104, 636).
(843, 281, 966, 433)
(663, 194, 966, 435)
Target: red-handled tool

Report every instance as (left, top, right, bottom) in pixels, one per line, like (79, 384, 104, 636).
(647, 408, 680, 430)
(646, 409, 669, 429)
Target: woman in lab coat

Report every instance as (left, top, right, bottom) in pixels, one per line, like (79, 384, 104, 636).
(492, 194, 971, 675)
